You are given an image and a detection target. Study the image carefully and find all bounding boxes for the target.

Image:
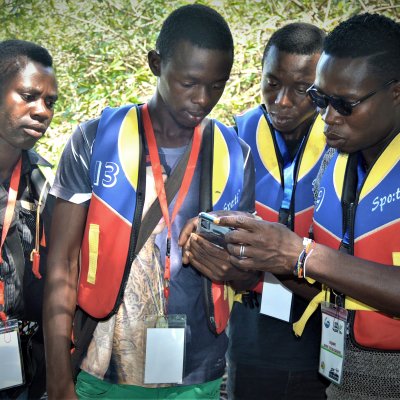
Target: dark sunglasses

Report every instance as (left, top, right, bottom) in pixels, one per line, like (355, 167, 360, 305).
(307, 79, 398, 116)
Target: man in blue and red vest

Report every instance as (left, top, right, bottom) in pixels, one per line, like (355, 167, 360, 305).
(227, 23, 329, 400)
(43, 5, 255, 400)
(218, 13, 400, 399)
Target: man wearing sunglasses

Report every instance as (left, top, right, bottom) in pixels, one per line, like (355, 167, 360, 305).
(307, 79, 397, 118)
(216, 13, 400, 399)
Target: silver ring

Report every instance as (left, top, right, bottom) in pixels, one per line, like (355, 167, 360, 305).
(239, 244, 245, 258)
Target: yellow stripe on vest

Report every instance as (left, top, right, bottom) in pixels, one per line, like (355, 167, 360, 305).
(256, 116, 281, 184)
(297, 115, 326, 181)
(333, 153, 348, 201)
(118, 107, 140, 191)
(359, 134, 400, 202)
(212, 124, 230, 206)
(87, 224, 100, 285)
(392, 252, 400, 266)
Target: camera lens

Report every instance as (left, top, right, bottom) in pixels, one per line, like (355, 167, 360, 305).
(201, 220, 210, 229)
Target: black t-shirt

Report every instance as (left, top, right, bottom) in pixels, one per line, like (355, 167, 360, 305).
(229, 293, 322, 371)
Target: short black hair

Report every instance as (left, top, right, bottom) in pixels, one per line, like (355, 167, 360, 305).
(262, 23, 325, 66)
(0, 39, 53, 94)
(156, 4, 234, 61)
(324, 13, 400, 81)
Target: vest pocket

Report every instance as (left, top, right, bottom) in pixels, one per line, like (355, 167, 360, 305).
(87, 224, 100, 285)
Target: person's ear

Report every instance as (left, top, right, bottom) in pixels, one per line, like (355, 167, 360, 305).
(392, 80, 400, 106)
(148, 50, 162, 77)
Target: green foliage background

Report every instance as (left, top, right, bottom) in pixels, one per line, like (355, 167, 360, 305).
(1, 0, 399, 165)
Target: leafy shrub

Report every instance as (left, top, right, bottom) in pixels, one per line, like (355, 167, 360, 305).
(1, 0, 398, 165)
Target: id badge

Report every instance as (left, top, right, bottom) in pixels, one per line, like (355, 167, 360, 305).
(144, 314, 186, 384)
(260, 272, 293, 322)
(0, 319, 25, 391)
(319, 302, 348, 385)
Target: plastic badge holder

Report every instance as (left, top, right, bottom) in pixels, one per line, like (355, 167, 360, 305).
(319, 301, 348, 385)
(144, 314, 186, 384)
(0, 319, 25, 390)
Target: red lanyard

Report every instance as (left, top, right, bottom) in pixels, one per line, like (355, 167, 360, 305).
(0, 158, 22, 321)
(142, 104, 202, 300)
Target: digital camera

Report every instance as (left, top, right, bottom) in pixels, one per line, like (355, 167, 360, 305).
(196, 212, 234, 249)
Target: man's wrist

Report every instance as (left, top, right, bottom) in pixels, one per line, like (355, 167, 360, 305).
(230, 270, 261, 291)
(288, 235, 306, 274)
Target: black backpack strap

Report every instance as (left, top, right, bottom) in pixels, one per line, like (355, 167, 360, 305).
(199, 120, 214, 212)
(198, 121, 221, 334)
(5, 228, 25, 314)
(0, 180, 25, 287)
(340, 152, 358, 254)
(333, 152, 358, 308)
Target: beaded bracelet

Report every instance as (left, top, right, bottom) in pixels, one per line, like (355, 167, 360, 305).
(293, 238, 315, 278)
(303, 247, 315, 279)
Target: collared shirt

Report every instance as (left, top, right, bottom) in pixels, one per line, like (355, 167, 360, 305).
(0, 150, 52, 323)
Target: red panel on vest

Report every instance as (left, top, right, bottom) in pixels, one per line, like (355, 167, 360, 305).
(353, 221, 400, 349)
(314, 221, 340, 250)
(211, 282, 230, 334)
(354, 310, 400, 350)
(79, 195, 131, 319)
(252, 279, 263, 294)
(294, 208, 314, 237)
(255, 202, 278, 222)
(313, 223, 341, 250)
(355, 221, 400, 264)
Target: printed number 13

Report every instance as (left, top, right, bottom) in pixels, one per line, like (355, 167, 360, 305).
(93, 161, 119, 188)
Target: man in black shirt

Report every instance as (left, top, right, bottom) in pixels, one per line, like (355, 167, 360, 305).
(0, 39, 58, 399)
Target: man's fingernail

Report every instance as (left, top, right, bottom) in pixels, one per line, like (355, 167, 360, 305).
(185, 251, 193, 259)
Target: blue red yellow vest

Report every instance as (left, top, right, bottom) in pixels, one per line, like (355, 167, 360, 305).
(77, 104, 245, 329)
(313, 133, 400, 350)
(236, 105, 326, 237)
